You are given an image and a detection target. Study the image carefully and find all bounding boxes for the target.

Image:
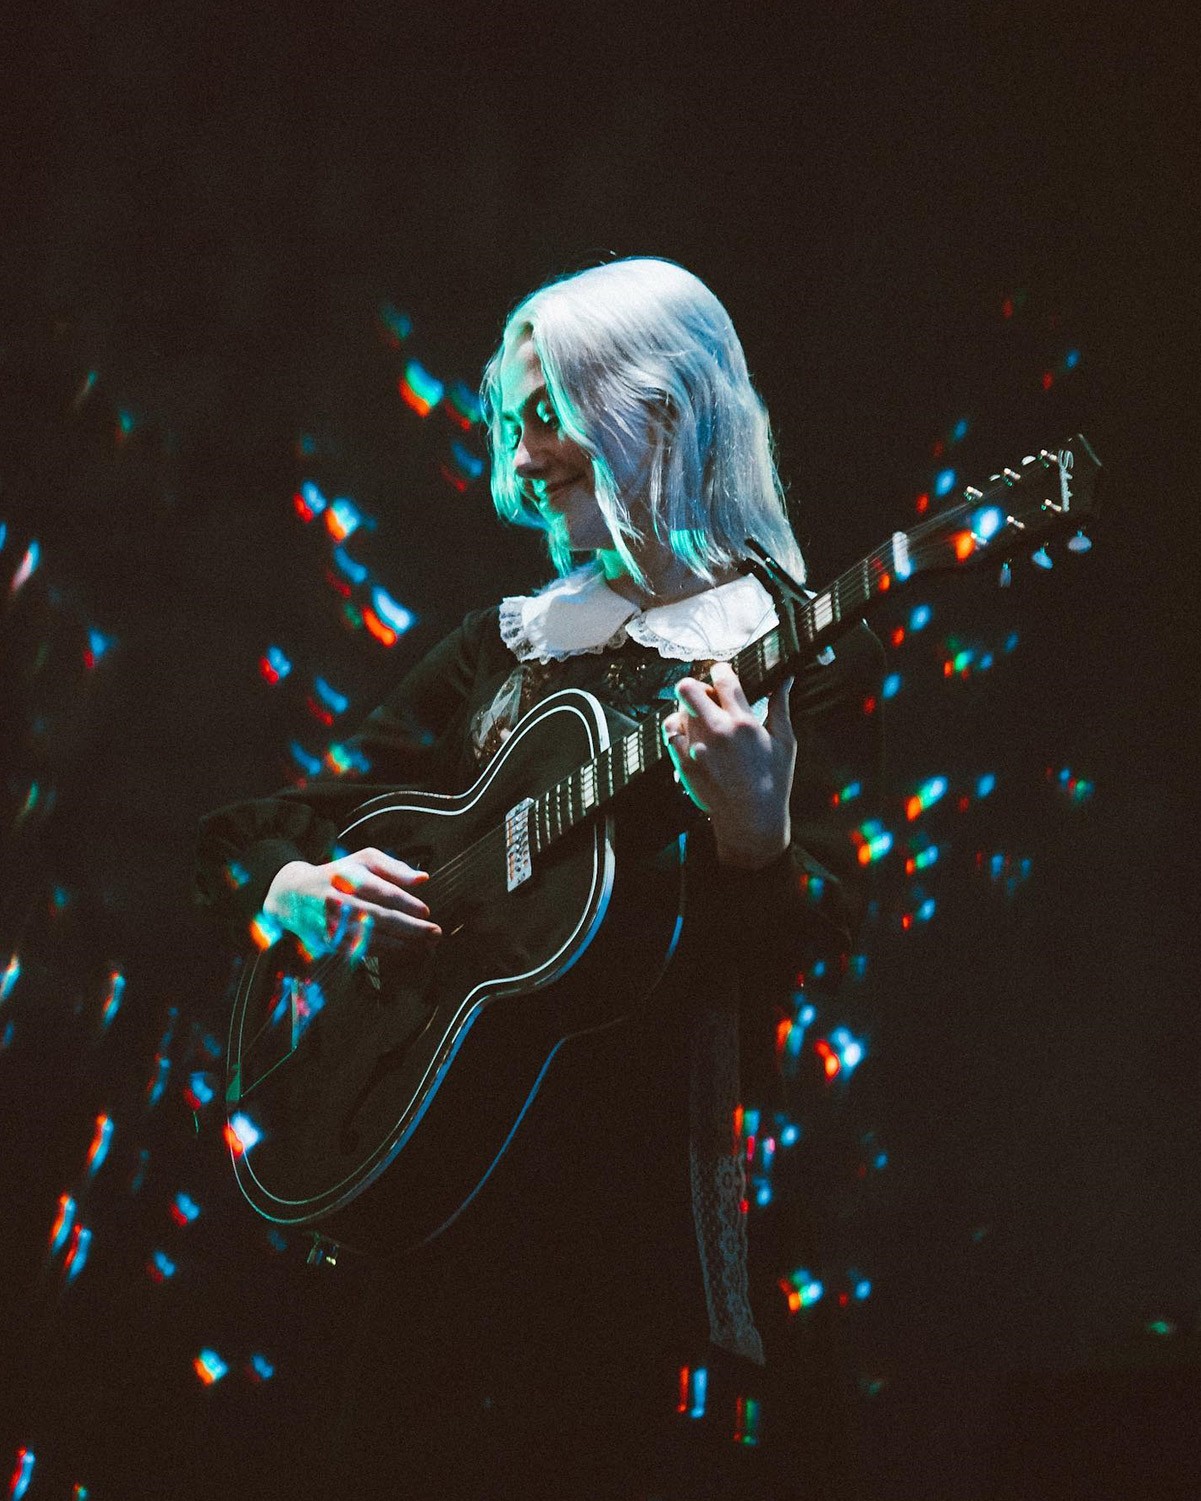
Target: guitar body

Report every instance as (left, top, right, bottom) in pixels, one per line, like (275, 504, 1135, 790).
(226, 688, 686, 1253)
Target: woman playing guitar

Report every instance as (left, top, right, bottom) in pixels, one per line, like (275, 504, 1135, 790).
(197, 257, 883, 1499)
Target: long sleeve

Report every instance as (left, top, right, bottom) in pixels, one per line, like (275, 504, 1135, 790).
(194, 606, 506, 938)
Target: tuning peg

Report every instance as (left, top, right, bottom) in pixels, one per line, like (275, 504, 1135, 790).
(1031, 547, 1053, 570)
(998, 561, 1012, 588)
(1066, 530, 1093, 554)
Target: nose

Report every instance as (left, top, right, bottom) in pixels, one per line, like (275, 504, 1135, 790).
(513, 429, 547, 479)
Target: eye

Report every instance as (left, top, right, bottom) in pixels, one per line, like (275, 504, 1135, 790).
(534, 399, 560, 431)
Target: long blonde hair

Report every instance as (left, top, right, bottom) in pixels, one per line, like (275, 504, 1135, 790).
(481, 257, 805, 592)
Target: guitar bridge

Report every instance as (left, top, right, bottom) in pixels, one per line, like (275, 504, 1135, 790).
(504, 797, 535, 891)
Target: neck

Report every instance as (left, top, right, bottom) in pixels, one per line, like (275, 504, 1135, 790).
(594, 546, 738, 608)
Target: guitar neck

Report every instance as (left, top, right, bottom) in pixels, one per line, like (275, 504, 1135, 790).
(526, 437, 1101, 858)
(524, 541, 886, 856)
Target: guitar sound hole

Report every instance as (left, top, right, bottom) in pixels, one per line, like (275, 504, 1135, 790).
(340, 1126, 361, 1155)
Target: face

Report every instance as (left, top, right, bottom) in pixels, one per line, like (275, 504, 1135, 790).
(497, 336, 612, 552)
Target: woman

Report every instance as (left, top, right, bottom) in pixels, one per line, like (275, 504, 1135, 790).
(197, 257, 883, 1498)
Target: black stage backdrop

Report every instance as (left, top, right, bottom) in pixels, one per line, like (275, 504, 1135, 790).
(0, 4, 1196, 1498)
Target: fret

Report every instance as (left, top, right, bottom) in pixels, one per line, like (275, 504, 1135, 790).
(845, 567, 859, 614)
(840, 565, 860, 617)
(642, 718, 661, 770)
(747, 638, 763, 694)
(813, 590, 833, 633)
(654, 708, 671, 760)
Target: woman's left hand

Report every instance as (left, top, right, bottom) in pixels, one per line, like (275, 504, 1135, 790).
(662, 661, 796, 870)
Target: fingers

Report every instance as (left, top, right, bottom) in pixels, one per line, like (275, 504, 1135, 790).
(661, 708, 686, 744)
(673, 675, 725, 731)
(662, 664, 795, 842)
(325, 848, 441, 950)
(708, 661, 754, 716)
(331, 850, 433, 915)
(353, 848, 429, 888)
(353, 900, 441, 945)
(675, 663, 755, 730)
(325, 894, 441, 950)
(332, 867, 432, 919)
(764, 677, 796, 745)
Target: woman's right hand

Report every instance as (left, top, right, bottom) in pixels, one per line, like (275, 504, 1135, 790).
(262, 848, 442, 957)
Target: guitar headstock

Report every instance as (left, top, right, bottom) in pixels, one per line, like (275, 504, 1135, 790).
(730, 433, 1102, 700)
(905, 434, 1101, 577)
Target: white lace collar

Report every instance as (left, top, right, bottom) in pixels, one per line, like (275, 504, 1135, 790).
(499, 564, 778, 664)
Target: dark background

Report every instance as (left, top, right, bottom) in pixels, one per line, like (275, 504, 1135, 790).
(1, 3, 1196, 1497)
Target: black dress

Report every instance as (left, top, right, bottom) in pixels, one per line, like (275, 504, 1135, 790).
(195, 602, 884, 1500)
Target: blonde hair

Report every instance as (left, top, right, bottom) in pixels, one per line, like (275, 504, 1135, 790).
(480, 257, 805, 591)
